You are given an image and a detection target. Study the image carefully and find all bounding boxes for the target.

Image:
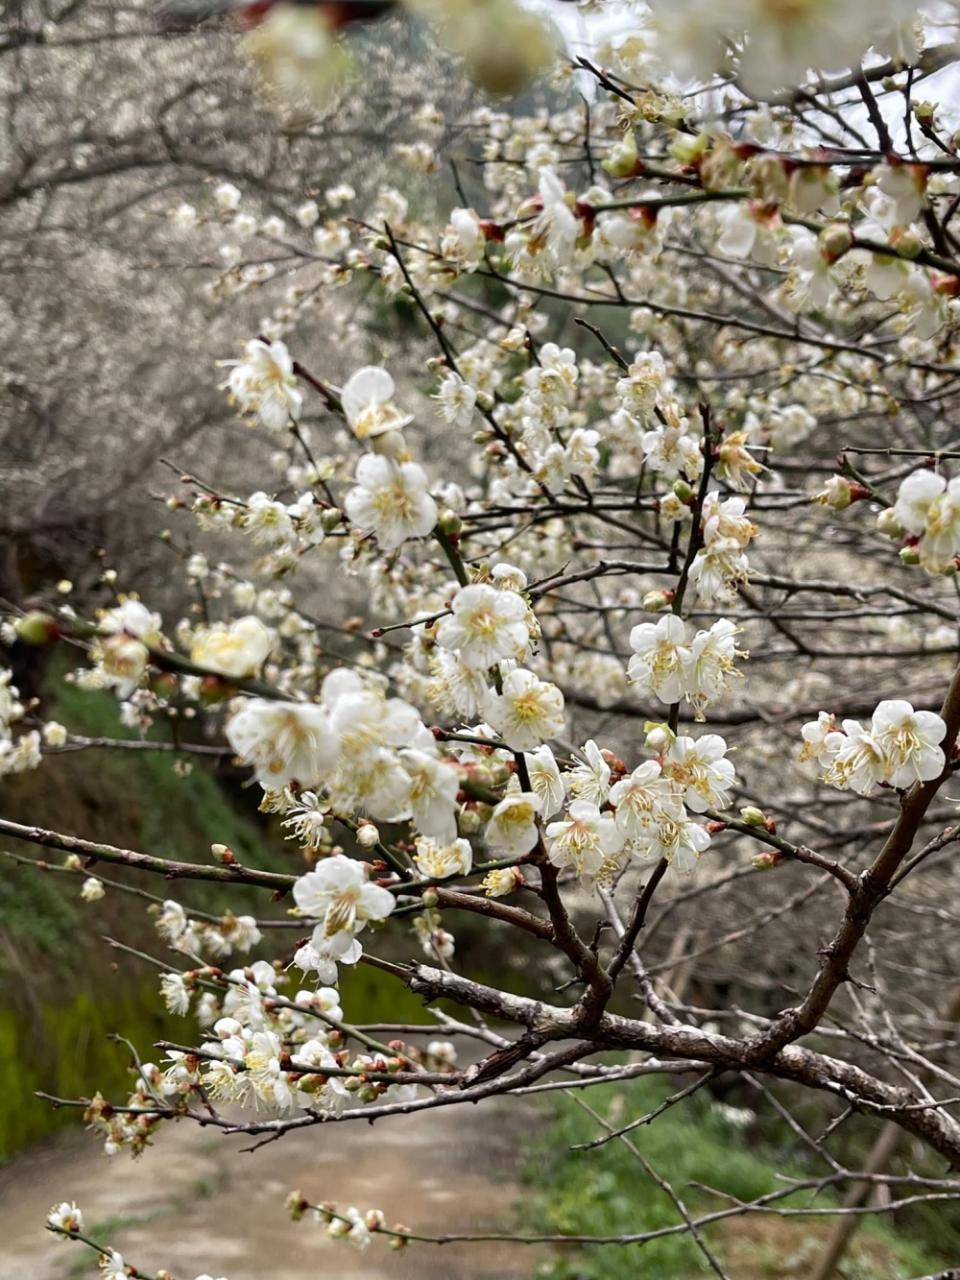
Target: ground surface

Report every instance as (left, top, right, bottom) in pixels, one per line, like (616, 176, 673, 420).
(0, 1094, 540, 1280)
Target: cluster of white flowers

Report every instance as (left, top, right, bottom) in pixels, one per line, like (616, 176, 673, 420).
(479, 728, 733, 882)
(80, 598, 164, 700)
(155, 898, 262, 962)
(689, 494, 759, 603)
(542, 729, 733, 880)
(48, 1201, 229, 1279)
(226, 670, 463, 857)
(801, 700, 947, 797)
(627, 614, 745, 716)
(891, 470, 960, 576)
(653, 0, 917, 98)
(0, 668, 41, 778)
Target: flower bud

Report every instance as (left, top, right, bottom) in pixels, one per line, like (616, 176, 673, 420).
(644, 723, 672, 752)
(642, 589, 673, 613)
(739, 806, 766, 826)
(321, 507, 343, 532)
(672, 478, 694, 502)
(15, 611, 58, 645)
(438, 509, 462, 537)
(819, 221, 853, 263)
(356, 822, 380, 849)
(422, 888, 439, 908)
(876, 508, 904, 539)
(814, 475, 854, 510)
(899, 545, 921, 566)
(458, 807, 483, 835)
(914, 101, 936, 126)
(210, 842, 237, 865)
(752, 852, 782, 871)
(602, 132, 640, 179)
(199, 675, 232, 705)
(890, 226, 922, 259)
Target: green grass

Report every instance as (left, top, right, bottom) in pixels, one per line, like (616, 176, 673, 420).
(520, 1077, 945, 1280)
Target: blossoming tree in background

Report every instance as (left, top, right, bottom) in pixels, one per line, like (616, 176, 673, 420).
(8, 0, 960, 1275)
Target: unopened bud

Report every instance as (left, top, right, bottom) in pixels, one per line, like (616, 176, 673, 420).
(15, 611, 58, 645)
(458, 807, 483, 835)
(914, 100, 936, 126)
(819, 221, 853, 262)
(356, 823, 380, 849)
(438, 509, 462, 537)
(644, 723, 672, 752)
(601, 132, 639, 179)
(673, 478, 694, 502)
(899, 545, 921, 566)
(739, 806, 766, 826)
(642, 589, 673, 613)
(199, 675, 232, 704)
(422, 888, 439, 908)
(211, 842, 237, 865)
(321, 507, 343, 532)
(752, 851, 782, 871)
(876, 508, 903, 539)
(890, 226, 922, 259)
(814, 475, 854, 510)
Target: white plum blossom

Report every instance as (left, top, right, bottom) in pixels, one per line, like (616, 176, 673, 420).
(341, 366, 414, 440)
(293, 854, 395, 959)
(222, 339, 302, 430)
(524, 744, 566, 817)
(609, 760, 685, 843)
(813, 700, 947, 796)
(399, 748, 460, 843)
(191, 616, 273, 679)
(226, 698, 336, 791)
(99, 599, 162, 642)
(484, 790, 543, 857)
(434, 371, 478, 427)
(485, 667, 565, 751)
(413, 836, 473, 879)
(160, 972, 192, 1016)
(545, 801, 625, 879)
(893, 470, 960, 575)
(872, 701, 947, 788)
(440, 207, 486, 272)
(565, 739, 612, 806)
(213, 181, 241, 211)
(531, 168, 579, 266)
(663, 734, 735, 813)
(47, 1202, 83, 1235)
(627, 613, 688, 704)
(481, 865, 525, 897)
(80, 876, 105, 903)
(344, 455, 438, 551)
(435, 583, 529, 670)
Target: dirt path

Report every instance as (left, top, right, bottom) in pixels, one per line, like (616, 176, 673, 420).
(0, 1096, 542, 1280)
